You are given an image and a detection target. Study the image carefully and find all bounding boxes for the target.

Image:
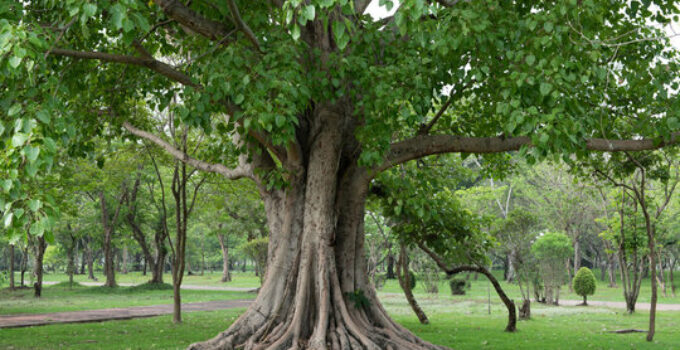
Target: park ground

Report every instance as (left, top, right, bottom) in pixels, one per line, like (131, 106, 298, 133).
(1, 270, 679, 350)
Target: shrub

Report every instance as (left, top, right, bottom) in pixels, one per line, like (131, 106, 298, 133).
(449, 278, 466, 295)
(572, 267, 596, 305)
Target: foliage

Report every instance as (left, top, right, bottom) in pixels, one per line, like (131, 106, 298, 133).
(345, 289, 371, 310)
(239, 237, 268, 283)
(532, 232, 573, 300)
(448, 278, 467, 295)
(572, 267, 596, 299)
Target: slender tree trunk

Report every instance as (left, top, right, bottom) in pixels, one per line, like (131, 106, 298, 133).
(122, 245, 129, 274)
(9, 244, 15, 290)
(103, 229, 116, 287)
(217, 232, 231, 283)
(669, 258, 676, 297)
(32, 236, 46, 298)
(86, 242, 96, 281)
(573, 239, 581, 275)
(20, 246, 28, 287)
(606, 249, 617, 287)
(397, 245, 429, 325)
(386, 253, 395, 279)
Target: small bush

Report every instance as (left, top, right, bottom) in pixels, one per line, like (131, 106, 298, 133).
(572, 267, 596, 304)
(449, 278, 466, 295)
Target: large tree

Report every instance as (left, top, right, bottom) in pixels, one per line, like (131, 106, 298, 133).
(4, 0, 680, 348)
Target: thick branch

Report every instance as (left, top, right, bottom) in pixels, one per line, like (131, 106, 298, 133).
(417, 242, 517, 332)
(50, 48, 199, 88)
(381, 132, 680, 173)
(124, 122, 251, 180)
(153, 0, 235, 42)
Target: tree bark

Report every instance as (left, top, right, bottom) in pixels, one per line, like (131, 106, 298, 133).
(99, 190, 126, 288)
(9, 244, 15, 290)
(187, 106, 447, 350)
(217, 231, 231, 283)
(32, 236, 46, 298)
(397, 245, 429, 325)
(20, 245, 28, 287)
(85, 238, 97, 281)
(417, 243, 517, 332)
(122, 245, 129, 274)
(386, 253, 395, 279)
(573, 238, 581, 275)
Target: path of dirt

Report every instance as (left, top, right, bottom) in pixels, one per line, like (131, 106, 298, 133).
(558, 299, 680, 311)
(0, 299, 253, 328)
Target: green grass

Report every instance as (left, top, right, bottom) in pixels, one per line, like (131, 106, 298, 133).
(0, 283, 253, 315)
(2, 295, 680, 349)
(377, 269, 680, 305)
(25, 270, 263, 288)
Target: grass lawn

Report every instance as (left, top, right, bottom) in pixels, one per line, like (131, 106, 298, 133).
(2, 294, 679, 349)
(377, 269, 680, 304)
(0, 282, 254, 315)
(22, 270, 263, 289)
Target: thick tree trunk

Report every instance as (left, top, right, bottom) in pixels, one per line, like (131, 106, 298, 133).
(397, 245, 429, 325)
(218, 232, 231, 283)
(189, 107, 446, 350)
(9, 244, 15, 290)
(32, 236, 46, 298)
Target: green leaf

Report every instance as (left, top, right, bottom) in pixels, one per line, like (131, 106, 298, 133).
(28, 199, 42, 213)
(110, 4, 125, 29)
(24, 145, 40, 162)
(9, 55, 21, 68)
(36, 110, 50, 124)
(3, 212, 13, 228)
(30, 220, 44, 236)
(275, 115, 286, 127)
(2, 179, 12, 193)
(13, 208, 24, 219)
(543, 22, 554, 33)
(291, 24, 300, 41)
(302, 5, 316, 21)
(539, 82, 552, 96)
(82, 3, 97, 17)
(234, 94, 245, 104)
(11, 133, 28, 148)
(8, 103, 22, 116)
(525, 54, 536, 66)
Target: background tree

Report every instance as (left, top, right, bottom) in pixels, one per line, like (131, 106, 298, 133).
(572, 267, 596, 306)
(531, 232, 573, 305)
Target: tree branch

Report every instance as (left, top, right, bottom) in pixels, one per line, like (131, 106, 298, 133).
(153, 0, 235, 42)
(124, 122, 252, 180)
(227, 0, 261, 51)
(381, 132, 680, 173)
(50, 48, 199, 88)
